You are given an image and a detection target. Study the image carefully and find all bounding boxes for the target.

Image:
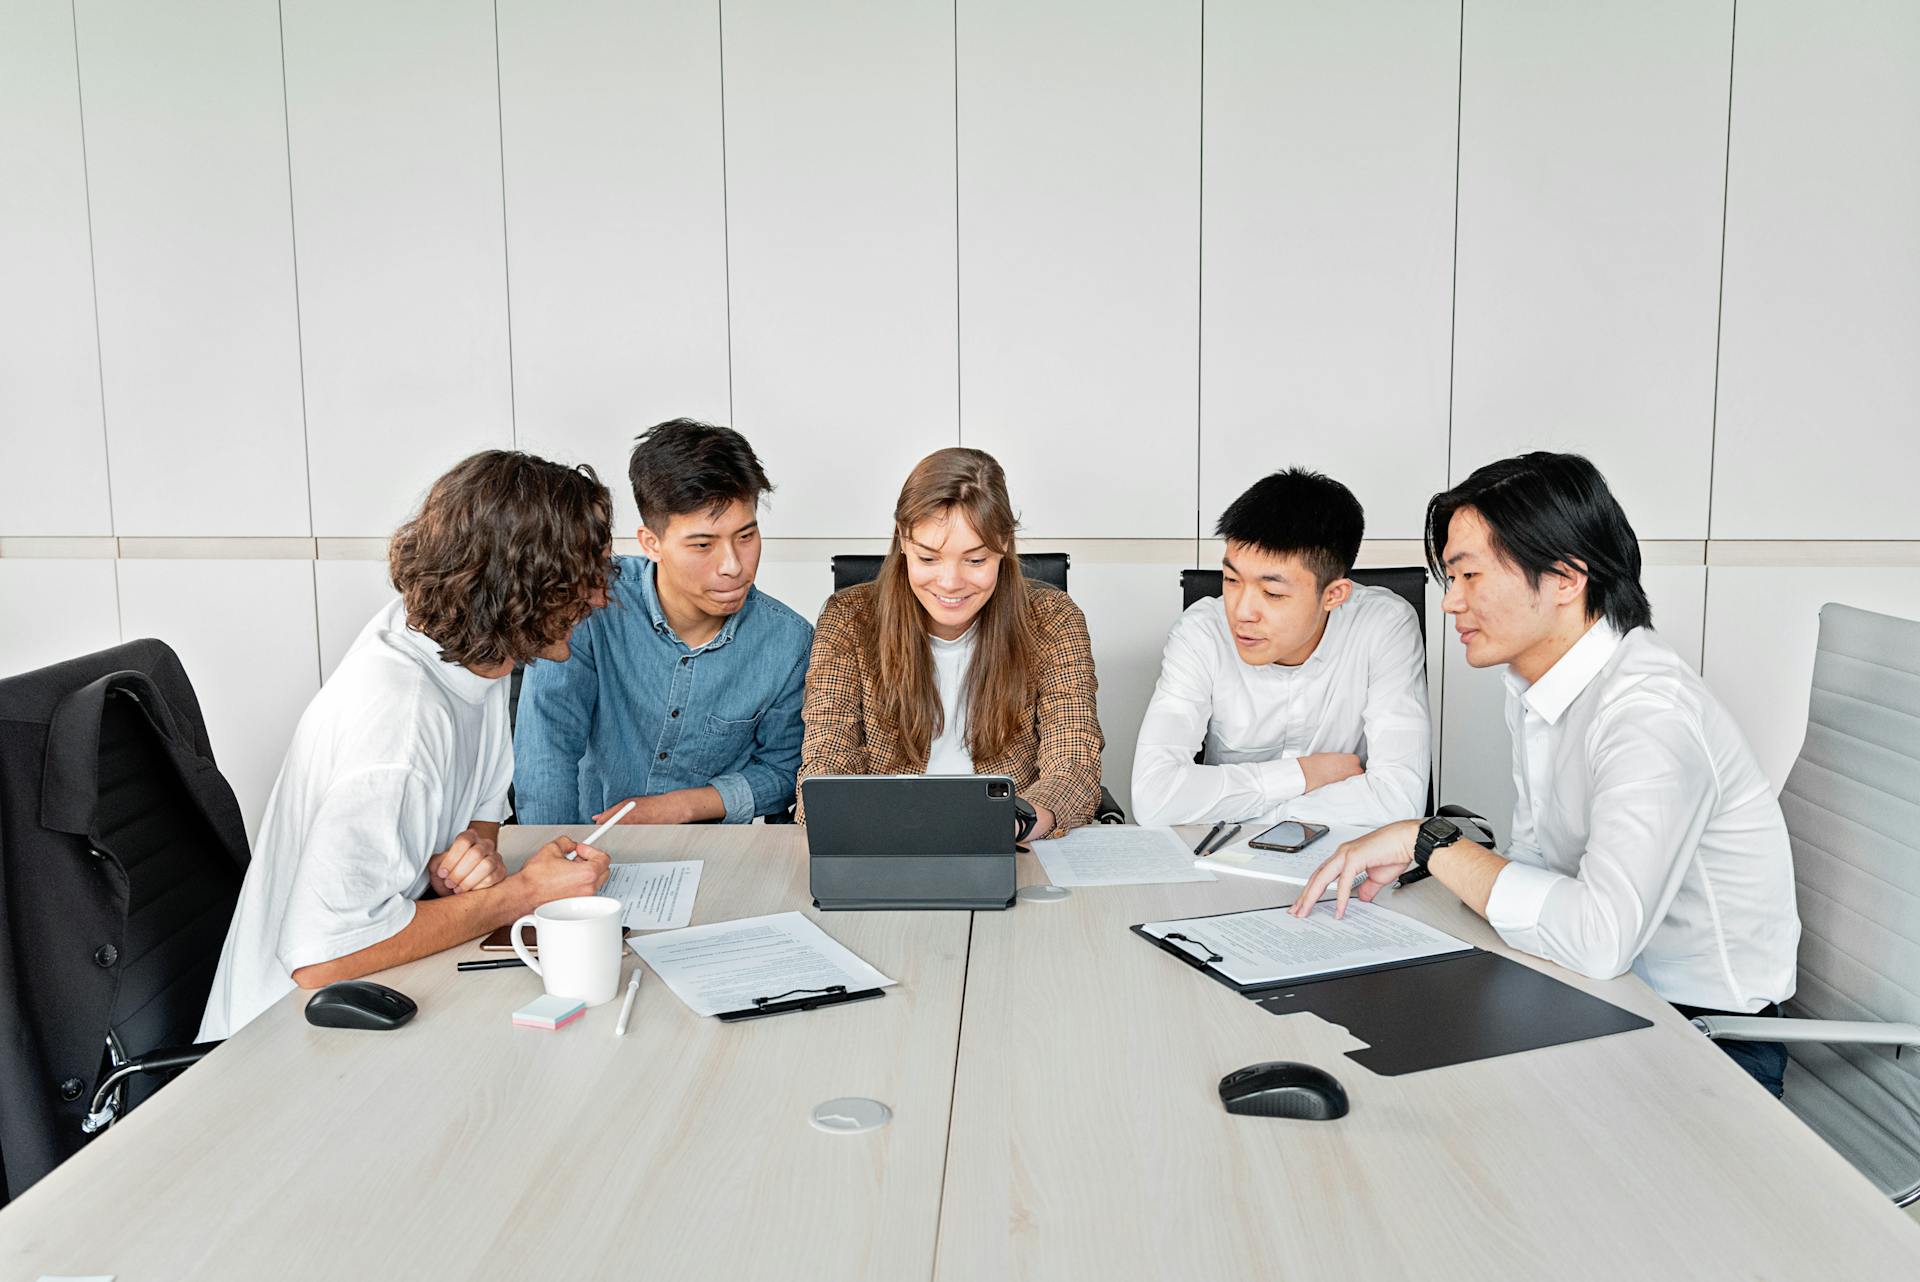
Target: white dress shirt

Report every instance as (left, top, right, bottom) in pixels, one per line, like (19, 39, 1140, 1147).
(925, 624, 977, 775)
(1484, 621, 1800, 1011)
(198, 599, 514, 1039)
(1130, 585, 1430, 828)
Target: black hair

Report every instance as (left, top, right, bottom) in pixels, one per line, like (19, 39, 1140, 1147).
(1425, 451, 1652, 633)
(1214, 467, 1365, 589)
(627, 418, 773, 530)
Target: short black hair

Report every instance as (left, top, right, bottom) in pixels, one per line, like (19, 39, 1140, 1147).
(1214, 468, 1365, 589)
(628, 418, 772, 530)
(1425, 452, 1652, 633)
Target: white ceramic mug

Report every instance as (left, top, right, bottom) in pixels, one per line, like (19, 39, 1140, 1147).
(510, 895, 623, 1006)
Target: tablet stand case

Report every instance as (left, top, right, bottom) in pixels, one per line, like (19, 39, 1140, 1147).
(805, 775, 1018, 910)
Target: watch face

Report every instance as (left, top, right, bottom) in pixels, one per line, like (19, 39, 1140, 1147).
(1420, 817, 1457, 844)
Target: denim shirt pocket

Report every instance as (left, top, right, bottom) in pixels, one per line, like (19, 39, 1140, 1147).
(699, 711, 762, 777)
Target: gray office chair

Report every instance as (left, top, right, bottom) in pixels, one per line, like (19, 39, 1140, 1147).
(1690, 603, 1920, 1207)
(829, 552, 1124, 824)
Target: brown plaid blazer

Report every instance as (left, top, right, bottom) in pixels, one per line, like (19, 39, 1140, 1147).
(797, 581, 1104, 832)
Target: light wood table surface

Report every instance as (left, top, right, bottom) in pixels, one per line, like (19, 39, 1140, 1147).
(0, 825, 968, 1281)
(934, 834, 1920, 1280)
(4, 823, 1917, 1280)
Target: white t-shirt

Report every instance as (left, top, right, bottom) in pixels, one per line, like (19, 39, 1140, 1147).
(198, 599, 514, 1039)
(925, 625, 978, 775)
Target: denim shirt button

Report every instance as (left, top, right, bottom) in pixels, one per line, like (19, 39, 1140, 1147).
(670, 709, 680, 718)
(658, 751, 669, 761)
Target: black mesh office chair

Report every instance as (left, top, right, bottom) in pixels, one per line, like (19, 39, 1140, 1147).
(830, 552, 1125, 823)
(0, 640, 248, 1205)
(1177, 566, 1434, 813)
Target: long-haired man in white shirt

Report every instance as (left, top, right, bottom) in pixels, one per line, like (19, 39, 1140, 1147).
(1292, 452, 1799, 1095)
(1131, 468, 1431, 829)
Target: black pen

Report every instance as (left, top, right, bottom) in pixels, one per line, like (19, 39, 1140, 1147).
(1209, 823, 1243, 854)
(457, 958, 528, 972)
(1193, 821, 1226, 856)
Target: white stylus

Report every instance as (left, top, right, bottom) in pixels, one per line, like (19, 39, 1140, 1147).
(614, 971, 641, 1037)
(569, 799, 636, 858)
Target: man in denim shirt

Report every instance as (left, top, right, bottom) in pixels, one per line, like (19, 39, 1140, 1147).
(513, 420, 812, 825)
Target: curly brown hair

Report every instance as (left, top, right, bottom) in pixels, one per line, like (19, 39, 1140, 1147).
(389, 451, 614, 668)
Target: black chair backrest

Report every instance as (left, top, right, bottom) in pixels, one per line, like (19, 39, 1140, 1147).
(94, 687, 246, 1109)
(833, 552, 1070, 593)
(1179, 566, 1429, 645)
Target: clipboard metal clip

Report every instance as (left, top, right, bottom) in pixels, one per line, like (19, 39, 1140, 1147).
(1163, 933, 1224, 964)
(716, 984, 887, 1023)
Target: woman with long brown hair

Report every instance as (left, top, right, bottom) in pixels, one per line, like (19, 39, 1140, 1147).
(798, 447, 1103, 837)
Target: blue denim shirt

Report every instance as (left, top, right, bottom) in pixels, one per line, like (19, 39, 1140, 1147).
(513, 557, 812, 824)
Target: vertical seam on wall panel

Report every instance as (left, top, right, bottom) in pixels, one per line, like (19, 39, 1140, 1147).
(1438, 0, 1466, 796)
(1194, 0, 1205, 564)
(1701, 0, 1739, 672)
(953, 0, 963, 446)
(718, 0, 735, 426)
(276, 1, 317, 540)
(69, 0, 117, 543)
(492, 0, 518, 446)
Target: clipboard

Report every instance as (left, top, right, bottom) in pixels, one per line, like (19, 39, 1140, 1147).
(1132, 908, 1651, 1076)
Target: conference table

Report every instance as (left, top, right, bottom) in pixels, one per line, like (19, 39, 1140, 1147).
(3, 824, 1916, 1279)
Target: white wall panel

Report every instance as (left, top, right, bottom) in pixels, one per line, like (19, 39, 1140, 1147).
(958, 0, 1200, 538)
(314, 558, 397, 679)
(723, 0, 957, 538)
(1200, 0, 1457, 541)
(117, 559, 320, 838)
(1451, 0, 1731, 538)
(0, 560, 120, 678)
(284, 0, 512, 537)
(76, 0, 308, 536)
(1703, 566, 1920, 792)
(1440, 566, 1706, 846)
(1711, 1, 1920, 538)
(498, 0, 731, 537)
(1069, 562, 1189, 817)
(0, 0, 110, 536)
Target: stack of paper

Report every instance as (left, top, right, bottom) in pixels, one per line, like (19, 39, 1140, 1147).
(1033, 825, 1218, 887)
(512, 994, 585, 1031)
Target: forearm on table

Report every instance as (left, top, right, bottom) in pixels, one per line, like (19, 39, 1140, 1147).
(1429, 840, 1509, 917)
(290, 882, 531, 989)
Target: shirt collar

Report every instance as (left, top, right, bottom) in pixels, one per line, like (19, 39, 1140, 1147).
(633, 557, 745, 653)
(1508, 620, 1623, 725)
(389, 606, 500, 707)
(1283, 600, 1348, 671)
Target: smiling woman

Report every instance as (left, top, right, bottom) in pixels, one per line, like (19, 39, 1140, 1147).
(796, 448, 1105, 838)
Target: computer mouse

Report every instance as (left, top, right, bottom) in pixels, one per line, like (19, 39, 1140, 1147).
(304, 980, 417, 1031)
(1219, 1061, 1349, 1120)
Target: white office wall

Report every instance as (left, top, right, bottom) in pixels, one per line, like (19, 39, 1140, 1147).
(1711, 0, 1920, 539)
(957, 0, 1200, 538)
(497, 0, 732, 537)
(5, 1, 1920, 841)
(1450, 0, 1732, 538)
(1199, 0, 1457, 542)
(0, 0, 111, 537)
(76, 0, 310, 537)
(722, 0, 958, 538)
(282, 0, 514, 537)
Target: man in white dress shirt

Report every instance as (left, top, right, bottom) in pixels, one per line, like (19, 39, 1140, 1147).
(1293, 452, 1799, 1095)
(1131, 468, 1430, 829)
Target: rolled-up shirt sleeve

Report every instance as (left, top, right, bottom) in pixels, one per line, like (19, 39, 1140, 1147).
(1485, 699, 1719, 980)
(1130, 621, 1305, 827)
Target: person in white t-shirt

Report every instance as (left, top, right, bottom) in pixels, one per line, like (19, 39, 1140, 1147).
(1293, 452, 1799, 1096)
(199, 451, 617, 1040)
(1131, 468, 1431, 829)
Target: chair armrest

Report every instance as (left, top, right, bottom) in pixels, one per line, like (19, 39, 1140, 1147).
(1095, 786, 1126, 825)
(1690, 1015, 1920, 1050)
(85, 1041, 222, 1132)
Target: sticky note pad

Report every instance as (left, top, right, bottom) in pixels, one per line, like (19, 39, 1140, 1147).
(512, 994, 586, 1030)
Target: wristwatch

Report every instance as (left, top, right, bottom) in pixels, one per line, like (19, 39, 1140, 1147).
(1411, 816, 1463, 872)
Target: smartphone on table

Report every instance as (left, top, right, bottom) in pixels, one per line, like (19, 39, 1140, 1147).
(1248, 820, 1329, 852)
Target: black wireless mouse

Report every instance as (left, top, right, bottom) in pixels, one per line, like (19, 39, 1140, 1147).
(305, 980, 417, 1031)
(1219, 1061, 1349, 1120)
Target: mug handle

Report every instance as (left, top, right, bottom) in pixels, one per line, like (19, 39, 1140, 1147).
(509, 915, 544, 977)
